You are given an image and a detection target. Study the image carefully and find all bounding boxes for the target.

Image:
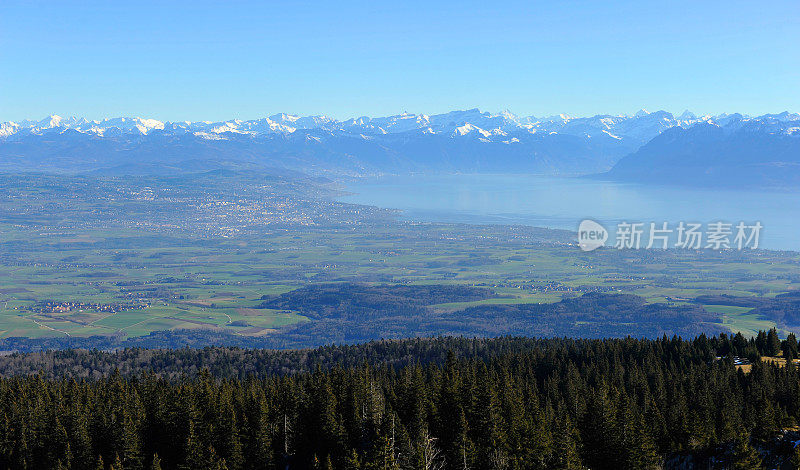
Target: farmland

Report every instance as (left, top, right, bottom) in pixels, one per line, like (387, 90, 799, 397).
(0, 171, 799, 342)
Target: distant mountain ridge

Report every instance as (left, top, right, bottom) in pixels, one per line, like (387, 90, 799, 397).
(8, 108, 784, 140)
(1, 109, 797, 177)
(606, 116, 800, 188)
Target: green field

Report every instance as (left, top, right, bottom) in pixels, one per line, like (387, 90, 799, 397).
(0, 173, 798, 340)
(1, 219, 799, 339)
(702, 304, 789, 337)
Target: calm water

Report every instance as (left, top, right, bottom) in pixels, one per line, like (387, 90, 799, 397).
(339, 174, 800, 251)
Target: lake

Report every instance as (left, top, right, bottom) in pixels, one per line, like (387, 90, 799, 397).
(339, 174, 800, 251)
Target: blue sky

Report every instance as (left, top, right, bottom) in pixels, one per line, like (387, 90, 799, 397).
(1, 0, 798, 122)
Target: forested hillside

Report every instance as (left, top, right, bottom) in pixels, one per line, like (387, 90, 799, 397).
(1, 334, 800, 469)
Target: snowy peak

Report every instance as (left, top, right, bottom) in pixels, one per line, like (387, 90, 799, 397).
(40, 114, 64, 128)
(0, 122, 19, 138)
(452, 123, 491, 138)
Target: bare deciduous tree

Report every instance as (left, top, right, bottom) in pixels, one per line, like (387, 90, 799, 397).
(420, 429, 445, 470)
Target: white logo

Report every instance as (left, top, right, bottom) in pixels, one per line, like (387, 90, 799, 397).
(577, 219, 762, 251)
(577, 219, 608, 251)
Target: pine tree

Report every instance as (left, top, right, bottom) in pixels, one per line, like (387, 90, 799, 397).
(120, 408, 144, 470)
(249, 399, 274, 469)
(731, 434, 761, 470)
(207, 445, 228, 470)
(181, 420, 208, 470)
(581, 386, 620, 469)
(69, 405, 94, 470)
(767, 328, 782, 357)
(364, 425, 401, 470)
(790, 444, 800, 470)
(344, 448, 362, 470)
(733, 332, 748, 356)
(151, 454, 162, 470)
(626, 411, 661, 470)
(302, 372, 346, 465)
(784, 333, 799, 361)
(109, 453, 124, 470)
(549, 410, 583, 470)
(216, 393, 244, 470)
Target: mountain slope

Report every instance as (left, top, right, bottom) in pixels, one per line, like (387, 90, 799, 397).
(606, 118, 800, 188)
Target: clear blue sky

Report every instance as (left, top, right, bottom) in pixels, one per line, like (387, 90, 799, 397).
(1, 0, 798, 122)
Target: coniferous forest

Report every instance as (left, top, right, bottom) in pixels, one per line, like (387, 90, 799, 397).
(1, 333, 800, 469)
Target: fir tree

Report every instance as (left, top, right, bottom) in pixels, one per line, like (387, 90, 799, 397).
(731, 433, 761, 470)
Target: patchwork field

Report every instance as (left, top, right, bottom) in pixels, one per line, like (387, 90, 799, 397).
(1, 172, 798, 342)
(1, 220, 799, 340)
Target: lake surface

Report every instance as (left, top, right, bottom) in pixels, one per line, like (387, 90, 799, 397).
(339, 174, 800, 251)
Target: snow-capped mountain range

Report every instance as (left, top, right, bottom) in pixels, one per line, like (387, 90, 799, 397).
(0, 109, 797, 178)
(2, 108, 798, 142)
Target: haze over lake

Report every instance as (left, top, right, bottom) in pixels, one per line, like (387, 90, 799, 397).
(340, 174, 800, 251)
